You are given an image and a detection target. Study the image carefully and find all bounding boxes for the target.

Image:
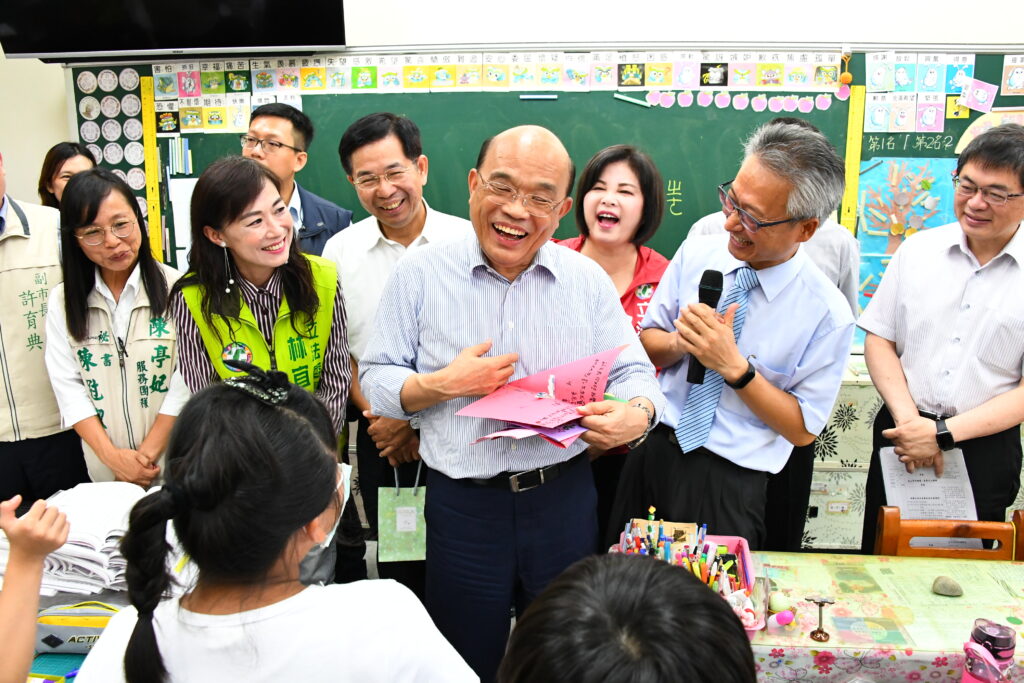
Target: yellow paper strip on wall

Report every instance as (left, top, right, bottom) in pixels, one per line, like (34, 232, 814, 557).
(840, 85, 866, 235)
(140, 76, 163, 261)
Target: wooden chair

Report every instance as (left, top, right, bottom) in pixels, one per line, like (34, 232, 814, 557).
(874, 506, 1018, 561)
(1015, 509, 1024, 562)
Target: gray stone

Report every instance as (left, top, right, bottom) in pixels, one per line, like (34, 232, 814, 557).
(932, 575, 963, 597)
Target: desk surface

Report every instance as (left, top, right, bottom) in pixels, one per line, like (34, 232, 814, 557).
(751, 552, 1024, 681)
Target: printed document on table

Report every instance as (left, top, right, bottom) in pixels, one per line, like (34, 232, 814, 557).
(879, 447, 980, 549)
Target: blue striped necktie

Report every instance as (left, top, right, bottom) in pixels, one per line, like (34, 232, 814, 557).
(675, 266, 759, 453)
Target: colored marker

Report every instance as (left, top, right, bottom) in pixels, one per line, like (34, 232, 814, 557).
(613, 93, 652, 108)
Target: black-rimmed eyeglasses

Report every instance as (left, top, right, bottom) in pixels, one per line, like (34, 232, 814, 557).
(718, 180, 798, 233)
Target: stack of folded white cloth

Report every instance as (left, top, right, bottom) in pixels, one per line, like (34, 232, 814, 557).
(0, 482, 149, 596)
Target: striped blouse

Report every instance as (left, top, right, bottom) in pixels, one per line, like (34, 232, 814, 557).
(168, 268, 351, 435)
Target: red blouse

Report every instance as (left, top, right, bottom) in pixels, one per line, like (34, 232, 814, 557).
(557, 236, 670, 333)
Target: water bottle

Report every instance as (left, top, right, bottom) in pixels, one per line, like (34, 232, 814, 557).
(962, 618, 1016, 682)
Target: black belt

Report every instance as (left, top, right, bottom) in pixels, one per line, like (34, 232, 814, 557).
(919, 409, 953, 421)
(468, 453, 585, 493)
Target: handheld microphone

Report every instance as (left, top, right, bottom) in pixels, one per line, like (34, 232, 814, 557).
(686, 269, 724, 385)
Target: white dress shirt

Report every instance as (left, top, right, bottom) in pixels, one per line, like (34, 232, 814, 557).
(45, 265, 189, 428)
(858, 222, 1024, 417)
(688, 212, 861, 315)
(321, 200, 474, 360)
(644, 235, 855, 473)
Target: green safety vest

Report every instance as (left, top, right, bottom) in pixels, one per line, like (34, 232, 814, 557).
(181, 255, 337, 391)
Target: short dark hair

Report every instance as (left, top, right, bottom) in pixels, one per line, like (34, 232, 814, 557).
(338, 112, 423, 175)
(574, 145, 665, 246)
(475, 134, 577, 198)
(121, 377, 339, 683)
(249, 103, 314, 151)
(957, 123, 1024, 189)
(497, 554, 756, 683)
(37, 141, 95, 208)
(59, 168, 168, 341)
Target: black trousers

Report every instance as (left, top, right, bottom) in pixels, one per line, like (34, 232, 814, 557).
(355, 412, 426, 600)
(0, 430, 86, 513)
(425, 455, 596, 683)
(591, 449, 626, 551)
(860, 405, 1023, 554)
(763, 442, 816, 551)
(608, 424, 769, 549)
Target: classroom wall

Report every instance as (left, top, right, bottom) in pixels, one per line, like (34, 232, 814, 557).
(0, 46, 69, 202)
(344, 0, 1024, 50)
(3, 0, 1021, 202)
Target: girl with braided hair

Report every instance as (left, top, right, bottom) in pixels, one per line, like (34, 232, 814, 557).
(74, 366, 475, 682)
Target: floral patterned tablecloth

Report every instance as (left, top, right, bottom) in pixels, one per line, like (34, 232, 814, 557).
(751, 552, 1024, 681)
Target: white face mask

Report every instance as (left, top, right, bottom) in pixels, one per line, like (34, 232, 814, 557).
(320, 463, 351, 550)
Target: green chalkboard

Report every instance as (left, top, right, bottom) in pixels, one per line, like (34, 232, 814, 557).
(168, 90, 851, 260)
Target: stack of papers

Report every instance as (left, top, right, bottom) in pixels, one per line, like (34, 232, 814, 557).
(458, 346, 626, 448)
(0, 482, 149, 596)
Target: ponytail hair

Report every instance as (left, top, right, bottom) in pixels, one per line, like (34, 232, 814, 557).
(119, 368, 338, 683)
(120, 489, 176, 682)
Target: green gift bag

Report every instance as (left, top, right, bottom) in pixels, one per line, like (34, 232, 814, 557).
(377, 461, 426, 563)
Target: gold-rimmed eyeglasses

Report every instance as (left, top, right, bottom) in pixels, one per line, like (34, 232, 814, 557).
(478, 179, 565, 217)
(75, 219, 136, 246)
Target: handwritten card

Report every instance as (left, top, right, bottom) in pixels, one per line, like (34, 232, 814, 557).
(459, 385, 581, 428)
(457, 346, 627, 444)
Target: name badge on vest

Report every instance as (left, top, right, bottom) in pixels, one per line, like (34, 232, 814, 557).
(221, 342, 253, 370)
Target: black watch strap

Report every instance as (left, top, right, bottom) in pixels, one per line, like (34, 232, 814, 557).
(725, 360, 756, 390)
(935, 418, 956, 451)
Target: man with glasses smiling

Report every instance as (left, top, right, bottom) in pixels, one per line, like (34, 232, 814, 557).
(609, 119, 854, 550)
(684, 119, 860, 554)
(241, 103, 352, 255)
(859, 123, 1024, 554)
(688, 119, 860, 316)
(323, 112, 472, 600)
(360, 125, 663, 681)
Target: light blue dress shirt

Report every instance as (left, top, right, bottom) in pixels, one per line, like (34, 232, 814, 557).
(360, 237, 665, 479)
(643, 234, 854, 473)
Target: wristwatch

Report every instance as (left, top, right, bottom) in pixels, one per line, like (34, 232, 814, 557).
(935, 418, 956, 451)
(725, 359, 756, 390)
(625, 402, 656, 450)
